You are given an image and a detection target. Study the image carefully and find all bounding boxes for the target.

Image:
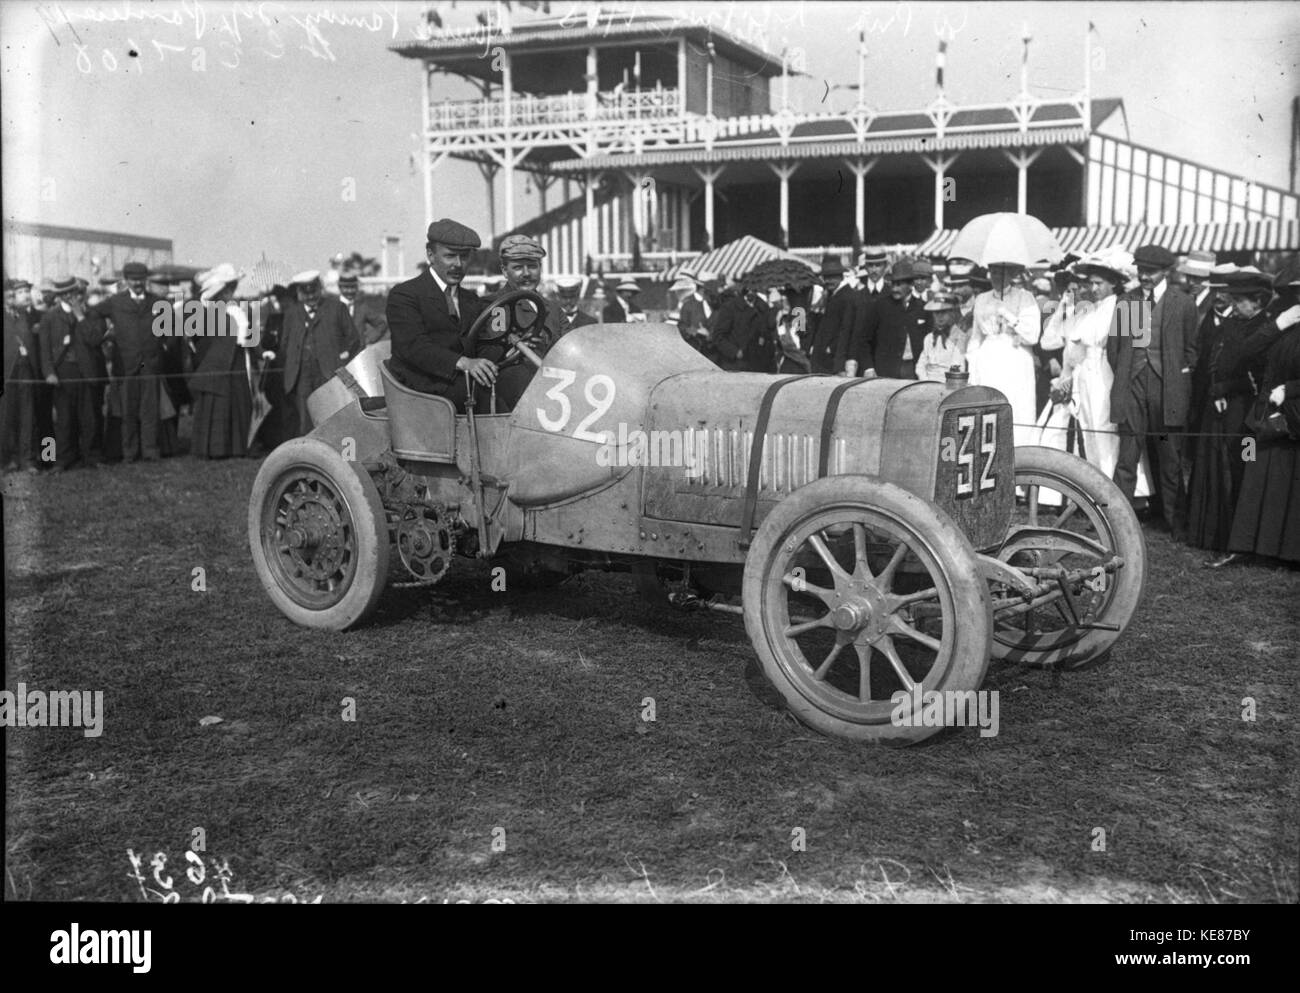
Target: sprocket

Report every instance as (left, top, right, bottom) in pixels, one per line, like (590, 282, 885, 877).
(393, 504, 455, 587)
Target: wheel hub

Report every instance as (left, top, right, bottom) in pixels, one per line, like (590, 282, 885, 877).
(279, 488, 347, 581)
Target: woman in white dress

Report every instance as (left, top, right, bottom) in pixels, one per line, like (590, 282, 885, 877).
(966, 263, 1041, 446)
(1033, 251, 1151, 497)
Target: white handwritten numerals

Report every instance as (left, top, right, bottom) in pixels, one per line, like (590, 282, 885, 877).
(536, 370, 616, 441)
(954, 412, 998, 498)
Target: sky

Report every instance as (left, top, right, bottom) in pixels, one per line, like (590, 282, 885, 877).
(2, 0, 1297, 273)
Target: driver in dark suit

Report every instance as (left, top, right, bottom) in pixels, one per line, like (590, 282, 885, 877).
(387, 218, 487, 412)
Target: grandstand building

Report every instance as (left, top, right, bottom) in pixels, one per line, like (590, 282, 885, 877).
(395, 5, 1299, 274)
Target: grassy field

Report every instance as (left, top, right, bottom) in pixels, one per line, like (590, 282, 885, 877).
(4, 455, 1298, 903)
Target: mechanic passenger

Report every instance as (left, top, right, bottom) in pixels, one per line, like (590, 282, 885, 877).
(387, 218, 487, 413)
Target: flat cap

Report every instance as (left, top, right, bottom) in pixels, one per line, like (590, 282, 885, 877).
(498, 234, 546, 260)
(910, 259, 934, 279)
(555, 276, 583, 293)
(8, 278, 32, 290)
(426, 217, 481, 248)
(122, 261, 150, 279)
(1133, 244, 1176, 269)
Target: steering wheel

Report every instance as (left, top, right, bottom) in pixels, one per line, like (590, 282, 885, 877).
(463, 288, 551, 370)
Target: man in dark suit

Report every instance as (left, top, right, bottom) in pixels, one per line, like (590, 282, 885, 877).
(601, 280, 644, 323)
(553, 277, 598, 339)
(850, 260, 930, 379)
(712, 288, 773, 372)
(387, 217, 487, 413)
(2, 279, 41, 471)
(88, 260, 165, 461)
(338, 273, 388, 345)
(37, 276, 105, 470)
(811, 256, 857, 374)
(280, 270, 360, 435)
(675, 272, 715, 352)
(1109, 243, 1199, 538)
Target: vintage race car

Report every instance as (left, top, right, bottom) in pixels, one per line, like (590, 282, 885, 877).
(249, 290, 1145, 744)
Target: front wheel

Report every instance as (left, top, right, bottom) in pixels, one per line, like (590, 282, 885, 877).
(249, 437, 391, 630)
(990, 446, 1146, 669)
(742, 475, 993, 744)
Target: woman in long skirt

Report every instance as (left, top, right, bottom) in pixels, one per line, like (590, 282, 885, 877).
(966, 263, 1041, 446)
(1220, 282, 1300, 565)
(1186, 298, 1252, 552)
(189, 265, 253, 459)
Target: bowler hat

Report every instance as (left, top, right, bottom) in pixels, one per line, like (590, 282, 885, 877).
(122, 261, 150, 280)
(910, 259, 934, 279)
(889, 259, 915, 282)
(1133, 244, 1176, 269)
(820, 255, 845, 277)
(498, 234, 546, 260)
(338, 273, 359, 288)
(426, 217, 481, 249)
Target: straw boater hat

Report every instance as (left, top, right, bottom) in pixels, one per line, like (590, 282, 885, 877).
(615, 279, 640, 294)
(1177, 249, 1216, 279)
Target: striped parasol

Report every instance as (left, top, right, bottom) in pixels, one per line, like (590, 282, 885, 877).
(234, 257, 294, 299)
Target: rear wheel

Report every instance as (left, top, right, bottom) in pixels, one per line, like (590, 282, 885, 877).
(249, 437, 391, 630)
(743, 476, 993, 744)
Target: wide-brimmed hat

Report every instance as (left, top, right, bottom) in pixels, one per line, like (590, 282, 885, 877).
(1177, 250, 1215, 278)
(1206, 263, 1239, 289)
(199, 263, 241, 300)
(1224, 267, 1273, 296)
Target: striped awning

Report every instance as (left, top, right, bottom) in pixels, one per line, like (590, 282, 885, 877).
(658, 235, 816, 281)
(916, 219, 1300, 258)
